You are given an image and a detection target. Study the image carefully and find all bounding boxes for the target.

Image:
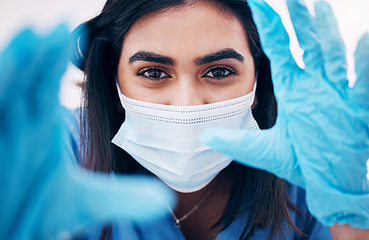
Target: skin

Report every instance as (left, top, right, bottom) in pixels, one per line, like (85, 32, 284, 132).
(117, 1, 368, 240)
(330, 224, 369, 240)
(117, 2, 255, 106)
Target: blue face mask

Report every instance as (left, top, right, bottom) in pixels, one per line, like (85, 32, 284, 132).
(112, 84, 260, 193)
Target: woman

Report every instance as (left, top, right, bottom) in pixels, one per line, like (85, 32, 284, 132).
(1, 0, 368, 239)
(67, 0, 357, 239)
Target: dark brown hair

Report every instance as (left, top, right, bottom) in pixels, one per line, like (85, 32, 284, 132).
(75, 0, 303, 239)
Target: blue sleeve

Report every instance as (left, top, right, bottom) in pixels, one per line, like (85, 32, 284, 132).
(61, 107, 80, 165)
(302, 215, 332, 240)
(287, 184, 332, 240)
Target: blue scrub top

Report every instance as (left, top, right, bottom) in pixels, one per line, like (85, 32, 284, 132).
(63, 108, 332, 240)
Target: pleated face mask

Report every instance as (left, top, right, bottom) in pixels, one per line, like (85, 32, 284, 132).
(112, 84, 260, 193)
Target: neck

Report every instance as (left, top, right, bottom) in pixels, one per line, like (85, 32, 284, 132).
(173, 172, 232, 240)
(176, 179, 218, 210)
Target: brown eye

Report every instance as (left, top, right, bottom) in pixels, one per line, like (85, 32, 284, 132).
(203, 66, 235, 79)
(138, 67, 170, 80)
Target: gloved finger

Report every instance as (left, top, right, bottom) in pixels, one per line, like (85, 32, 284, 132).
(0, 25, 71, 114)
(248, 0, 298, 78)
(0, 25, 72, 163)
(287, 0, 321, 71)
(352, 32, 369, 112)
(313, 1, 348, 91)
(0, 28, 58, 158)
(0, 29, 38, 105)
(33, 25, 73, 113)
(40, 170, 176, 239)
(200, 127, 304, 187)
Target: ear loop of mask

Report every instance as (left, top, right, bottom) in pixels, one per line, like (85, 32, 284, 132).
(253, 72, 258, 92)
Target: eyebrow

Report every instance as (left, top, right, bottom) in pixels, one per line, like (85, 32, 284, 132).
(194, 48, 244, 65)
(129, 51, 174, 65)
(128, 48, 244, 66)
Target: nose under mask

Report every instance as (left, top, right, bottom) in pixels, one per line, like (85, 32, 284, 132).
(112, 83, 260, 193)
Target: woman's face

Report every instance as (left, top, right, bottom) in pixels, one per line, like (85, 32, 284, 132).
(117, 2, 255, 106)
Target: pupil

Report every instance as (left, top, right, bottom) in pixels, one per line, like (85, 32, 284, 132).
(148, 69, 161, 78)
(213, 68, 225, 77)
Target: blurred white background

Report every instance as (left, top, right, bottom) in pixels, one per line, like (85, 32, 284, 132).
(0, 0, 105, 110)
(1, 0, 368, 109)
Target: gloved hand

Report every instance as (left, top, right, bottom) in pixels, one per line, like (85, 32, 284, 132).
(201, 0, 369, 228)
(0, 25, 174, 240)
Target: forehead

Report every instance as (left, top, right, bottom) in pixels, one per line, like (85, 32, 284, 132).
(121, 2, 250, 60)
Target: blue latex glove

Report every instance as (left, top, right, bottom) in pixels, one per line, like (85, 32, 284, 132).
(201, 0, 369, 228)
(0, 25, 174, 240)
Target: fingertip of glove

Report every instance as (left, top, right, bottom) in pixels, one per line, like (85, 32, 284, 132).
(200, 128, 247, 152)
(355, 32, 369, 57)
(358, 32, 369, 45)
(120, 177, 177, 222)
(247, 0, 283, 32)
(76, 174, 177, 222)
(50, 23, 74, 51)
(51, 23, 70, 37)
(314, 0, 331, 11)
(4, 28, 38, 55)
(14, 28, 37, 42)
(247, 0, 271, 15)
(286, 0, 308, 9)
(314, 1, 333, 17)
(247, 0, 269, 12)
(199, 127, 225, 146)
(247, 0, 265, 5)
(150, 179, 177, 209)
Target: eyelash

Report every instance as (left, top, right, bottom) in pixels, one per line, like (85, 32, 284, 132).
(137, 65, 237, 81)
(202, 65, 237, 79)
(137, 67, 171, 80)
